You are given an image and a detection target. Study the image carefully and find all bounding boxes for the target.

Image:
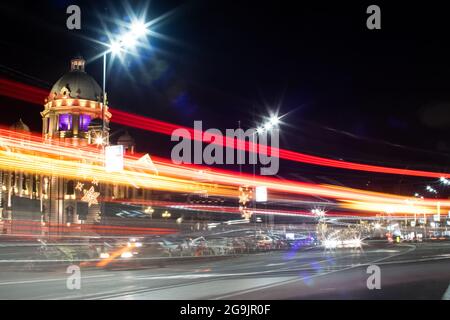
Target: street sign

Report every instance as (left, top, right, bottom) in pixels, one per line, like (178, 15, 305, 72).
(105, 145, 124, 172)
(255, 186, 267, 202)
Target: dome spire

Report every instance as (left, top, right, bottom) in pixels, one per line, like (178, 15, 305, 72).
(70, 56, 85, 72)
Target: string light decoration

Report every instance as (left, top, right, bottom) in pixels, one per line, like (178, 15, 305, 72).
(239, 186, 253, 220)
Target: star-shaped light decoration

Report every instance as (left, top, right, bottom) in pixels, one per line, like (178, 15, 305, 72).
(75, 182, 84, 192)
(81, 186, 100, 207)
(238, 192, 250, 205)
(91, 178, 99, 186)
(238, 186, 252, 206)
(241, 209, 253, 220)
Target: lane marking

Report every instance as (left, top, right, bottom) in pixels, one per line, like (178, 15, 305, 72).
(0, 274, 114, 286)
(442, 283, 450, 300)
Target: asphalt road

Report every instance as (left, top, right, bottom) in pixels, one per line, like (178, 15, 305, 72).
(0, 242, 449, 300)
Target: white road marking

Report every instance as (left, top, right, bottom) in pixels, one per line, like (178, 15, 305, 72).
(442, 283, 450, 300)
(0, 274, 114, 286)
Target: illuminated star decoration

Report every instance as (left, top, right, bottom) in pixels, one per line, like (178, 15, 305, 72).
(81, 186, 100, 207)
(241, 209, 253, 220)
(238, 192, 250, 205)
(238, 186, 253, 219)
(238, 186, 252, 205)
(91, 178, 99, 186)
(75, 182, 84, 191)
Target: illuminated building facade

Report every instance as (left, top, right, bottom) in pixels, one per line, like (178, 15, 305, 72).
(0, 57, 150, 234)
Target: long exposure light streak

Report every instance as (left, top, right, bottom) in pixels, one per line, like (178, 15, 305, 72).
(1, 77, 450, 178)
(1, 128, 450, 216)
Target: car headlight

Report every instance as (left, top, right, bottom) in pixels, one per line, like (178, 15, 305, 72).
(121, 251, 133, 258)
(100, 252, 110, 259)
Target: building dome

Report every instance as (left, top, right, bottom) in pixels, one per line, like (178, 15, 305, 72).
(117, 131, 135, 147)
(10, 118, 30, 132)
(48, 57, 103, 102)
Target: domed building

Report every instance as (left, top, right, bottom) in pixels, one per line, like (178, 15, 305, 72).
(41, 56, 111, 146)
(10, 119, 30, 133)
(0, 57, 114, 234)
(0, 57, 166, 236)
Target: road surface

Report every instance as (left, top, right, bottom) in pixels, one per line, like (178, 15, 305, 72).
(0, 242, 449, 299)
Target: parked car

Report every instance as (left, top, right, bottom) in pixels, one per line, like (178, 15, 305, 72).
(255, 235, 274, 250)
(206, 237, 234, 255)
(270, 235, 289, 250)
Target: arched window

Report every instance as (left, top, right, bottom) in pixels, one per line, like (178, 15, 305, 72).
(22, 174, 27, 190)
(66, 180, 75, 195)
(79, 114, 91, 131)
(58, 114, 72, 131)
(32, 176, 37, 193)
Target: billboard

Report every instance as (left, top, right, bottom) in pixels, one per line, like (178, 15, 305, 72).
(105, 145, 124, 172)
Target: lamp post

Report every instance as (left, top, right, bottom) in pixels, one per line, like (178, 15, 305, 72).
(254, 114, 280, 230)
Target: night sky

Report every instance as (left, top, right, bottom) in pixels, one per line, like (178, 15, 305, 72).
(2, 1, 450, 195)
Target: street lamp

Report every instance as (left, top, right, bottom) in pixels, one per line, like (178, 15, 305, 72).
(102, 19, 149, 136)
(252, 113, 281, 229)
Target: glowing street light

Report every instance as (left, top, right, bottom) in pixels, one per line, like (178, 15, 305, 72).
(269, 115, 280, 126)
(425, 185, 437, 194)
(109, 40, 122, 55)
(130, 20, 148, 37)
(264, 122, 273, 131)
(162, 210, 171, 218)
(101, 19, 149, 135)
(94, 136, 104, 146)
(311, 208, 326, 218)
(256, 114, 281, 135)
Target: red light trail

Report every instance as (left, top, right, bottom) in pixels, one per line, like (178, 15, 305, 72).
(1, 77, 449, 178)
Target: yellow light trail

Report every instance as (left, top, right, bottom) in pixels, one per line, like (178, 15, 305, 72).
(1, 129, 450, 216)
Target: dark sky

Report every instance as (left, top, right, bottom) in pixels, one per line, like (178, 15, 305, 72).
(2, 0, 450, 194)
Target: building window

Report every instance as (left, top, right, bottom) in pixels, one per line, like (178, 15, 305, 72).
(32, 176, 37, 193)
(58, 114, 72, 131)
(22, 175, 27, 190)
(66, 206, 74, 223)
(79, 114, 91, 131)
(66, 180, 75, 195)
